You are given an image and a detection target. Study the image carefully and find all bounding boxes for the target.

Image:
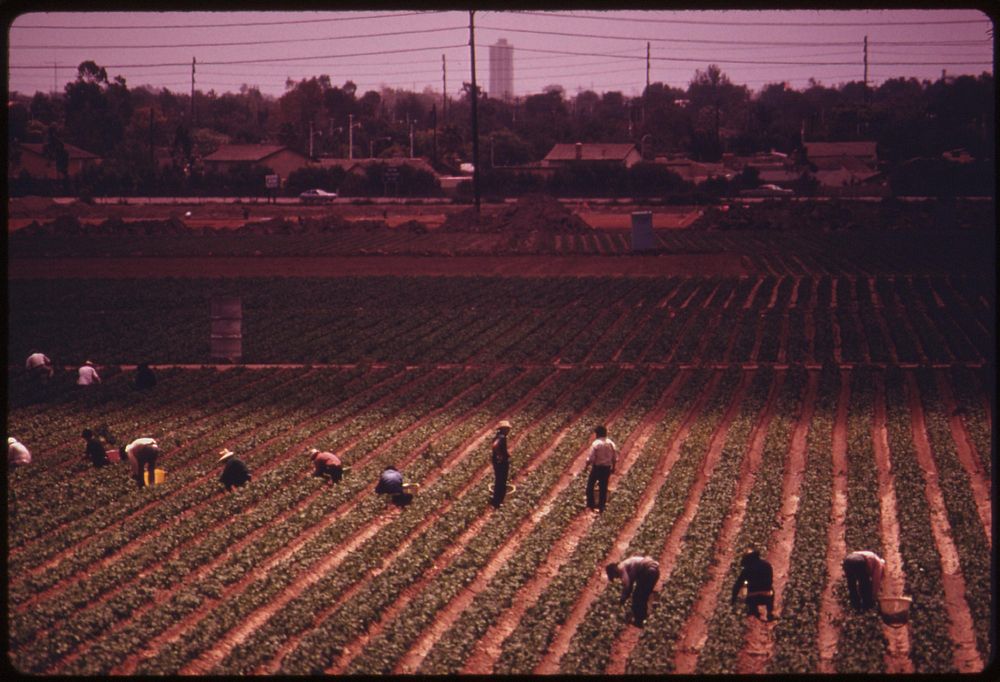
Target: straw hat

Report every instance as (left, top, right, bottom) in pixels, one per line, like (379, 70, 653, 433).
(308, 448, 320, 460)
(218, 448, 236, 462)
(8, 437, 17, 446)
(497, 420, 512, 430)
(84, 360, 94, 367)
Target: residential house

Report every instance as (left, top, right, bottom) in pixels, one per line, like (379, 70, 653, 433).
(654, 155, 734, 184)
(542, 143, 642, 169)
(803, 141, 879, 188)
(8, 142, 101, 180)
(202, 144, 312, 182)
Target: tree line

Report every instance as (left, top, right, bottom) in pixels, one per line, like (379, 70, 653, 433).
(7, 60, 994, 198)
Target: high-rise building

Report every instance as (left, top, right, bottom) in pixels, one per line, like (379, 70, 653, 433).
(489, 38, 514, 102)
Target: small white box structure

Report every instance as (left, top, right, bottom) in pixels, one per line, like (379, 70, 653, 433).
(631, 211, 655, 251)
(210, 297, 242, 362)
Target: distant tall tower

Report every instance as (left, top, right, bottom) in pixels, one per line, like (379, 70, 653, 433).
(489, 38, 514, 102)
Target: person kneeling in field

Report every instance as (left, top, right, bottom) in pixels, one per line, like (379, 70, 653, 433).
(607, 555, 660, 627)
(310, 448, 344, 483)
(731, 548, 776, 621)
(843, 550, 885, 611)
(218, 448, 251, 491)
(121, 437, 160, 489)
(83, 429, 110, 468)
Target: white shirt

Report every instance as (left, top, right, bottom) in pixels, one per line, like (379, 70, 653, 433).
(77, 365, 101, 385)
(125, 437, 158, 476)
(587, 437, 618, 468)
(8, 439, 32, 466)
(26, 353, 50, 370)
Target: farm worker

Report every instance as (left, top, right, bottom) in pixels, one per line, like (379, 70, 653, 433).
(77, 360, 101, 386)
(82, 428, 110, 468)
(218, 448, 251, 491)
(135, 362, 156, 390)
(25, 351, 54, 383)
(606, 556, 660, 627)
(843, 550, 885, 611)
(310, 448, 343, 483)
(584, 425, 618, 512)
(731, 548, 776, 621)
(8, 437, 32, 467)
(121, 437, 160, 489)
(491, 420, 512, 508)
(375, 467, 404, 495)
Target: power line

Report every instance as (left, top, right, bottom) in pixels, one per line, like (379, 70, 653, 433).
(513, 10, 992, 28)
(13, 25, 466, 50)
(11, 11, 439, 30)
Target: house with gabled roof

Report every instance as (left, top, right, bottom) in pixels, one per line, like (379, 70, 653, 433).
(803, 141, 879, 188)
(543, 143, 642, 168)
(8, 142, 101, 179)
(202, 144, 312, 180)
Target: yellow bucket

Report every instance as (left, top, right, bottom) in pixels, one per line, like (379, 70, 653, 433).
(879, 597, 912, 628)
(144, 468, 167, 485)
(400, 482, 421, 494)
(488, 483, 516, 495)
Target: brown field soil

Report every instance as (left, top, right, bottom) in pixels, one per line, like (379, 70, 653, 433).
(8, 254, 749, 278)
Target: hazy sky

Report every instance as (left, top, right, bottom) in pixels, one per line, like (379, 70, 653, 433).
(7, 8, 994, 99)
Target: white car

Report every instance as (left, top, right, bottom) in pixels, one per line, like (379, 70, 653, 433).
(740, 184, 794, 197)
(299, 188, 338, 204)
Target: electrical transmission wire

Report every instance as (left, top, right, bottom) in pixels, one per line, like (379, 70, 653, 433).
(511, 10, 992, 27)
(11, 11, 440, 30)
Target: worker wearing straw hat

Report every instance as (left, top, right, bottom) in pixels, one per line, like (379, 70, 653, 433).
(120, 437, 160, 489)
(8, 437, 32, 468)
(77, 360, 101, 386)
(218, 448, 251, 491)
(310, 448, 344, 483)
(490, 420, 512, 508)
(843, 550, 885, 611)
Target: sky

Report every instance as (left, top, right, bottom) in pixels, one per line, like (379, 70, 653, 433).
(7, 8, 994, 100)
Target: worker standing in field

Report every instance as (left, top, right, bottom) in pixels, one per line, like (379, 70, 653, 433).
(606, 555, 660, 627)
(218, 448, 251, 491)
(310, 448, 344, 483)
(82, 428, 110, 467)
(25, 351, 54, 383)
(731, 548, 776, 621)
(843, 550, 885, 611)
(77, 360, 101, 386)
(584, 425, 618, 513)
(121, 437, 160, 489)
(491, 420, 512, 508)
(8, 437, 32, 468)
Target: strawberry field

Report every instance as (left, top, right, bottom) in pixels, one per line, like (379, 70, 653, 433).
(6, 234, 995, 673)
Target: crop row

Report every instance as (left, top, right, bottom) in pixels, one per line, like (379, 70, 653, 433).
(8, 275, 992, 366)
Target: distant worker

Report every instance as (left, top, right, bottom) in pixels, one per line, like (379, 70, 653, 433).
(606, 555, 660, 627)
(731, 548, 776, 621)
(218, 448, 251, 491)
(77, 360, 101, 386)
(843, 550, 885, 611)
(83, 428, 110, 468)
(310, 448, 344, 483)
(584, 425, 618, 513)
(25, 351, 54, 383)
(491, 420, 512, 508)
(135, 362, 156, 390)
(8, 437, 32, 468)
(121, 437, 160, 489)
(375, 467, 404, 496)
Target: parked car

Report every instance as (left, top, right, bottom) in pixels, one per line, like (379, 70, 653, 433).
(299, 188, 338, 204)
(739, 184, 794, 197)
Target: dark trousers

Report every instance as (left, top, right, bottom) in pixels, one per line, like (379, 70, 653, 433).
(843, 555, 874, 610)
(492, 460, 509, 507)
(134, 450, 157, 489)
(632, 566, 660, 626)
(315, 464, 343, 483)
(586, 465, 612, 511)
(746, 590, 774, 618)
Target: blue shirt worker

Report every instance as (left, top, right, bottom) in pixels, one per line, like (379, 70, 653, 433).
(375, 467, 404, 495)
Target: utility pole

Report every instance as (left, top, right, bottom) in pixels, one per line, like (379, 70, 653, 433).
(644, 41, 650, 123)
(442, 54, 448, 124)
(149, 108, 155, 168)
(863, 36, 869, 95)
(349, 113, 354, 160)
(53, 62, 58, 94)
(409, 121, 414, 158)
(190, 57, 196, 123)
(432, 103, 438, 164)
(469, 10, 481, 214)
(309, 120, 314, 158)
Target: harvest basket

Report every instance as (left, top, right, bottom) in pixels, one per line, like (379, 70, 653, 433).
(401, 482, 420, 494)
(878, 596, 912, 627)
(143, 468, 167, 485)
